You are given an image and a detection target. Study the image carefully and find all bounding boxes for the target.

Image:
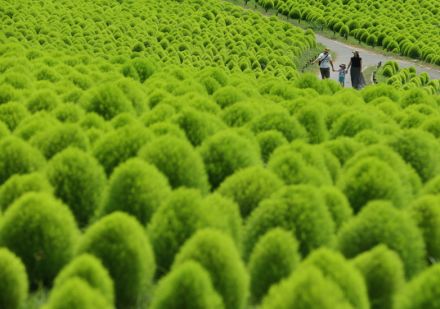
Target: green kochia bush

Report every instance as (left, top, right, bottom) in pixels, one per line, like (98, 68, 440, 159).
(352, 245, 405, 309)
(256, 130, 288, 162)
(81, 83, 134, 120)
(0, 102, 29, 131)
(93, 125, 153, 175)
(173, 229, 249, 309)
(30, 124, 90, 159)
(338, 157, 405, 213)
(394, 263, 440, 309)
(217, 166, 283, 217)
(46, 148, 106, 227)
(243, 185, 335, 260)
(100, 158, 171, 225)
(148, 189, 216, 275)
(0, 248, 28, 309)
(408, 195, 440, 262)
(200, 129, 261, 189)
(320, 186, 353, 231)
(150, 261, 224, 309)
(139, 135, 209, 193)
(0, 192, 79, 286)
(388, 129, 440, 182)
(248, 228, 300, 303)
(42, 278, 113, 309)
(26, 90, 60, 112)
(78, 212, 155, 308)
(338, 201, 426, 278)
(0, 136, 45, 185)
(302, 248, 369, 309)
(54, 254, 114, 305)
(261, 266, 353, 309)
(0, 172, 52, 211)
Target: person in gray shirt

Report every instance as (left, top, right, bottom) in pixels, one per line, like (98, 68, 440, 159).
(313, 48, 335, 79)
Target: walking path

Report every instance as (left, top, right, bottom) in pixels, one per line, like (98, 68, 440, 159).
(315, 34, 440, 87)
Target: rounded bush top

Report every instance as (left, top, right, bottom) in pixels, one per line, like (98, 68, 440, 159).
(78, 211, 155, 308)
(0, 192, 79, 286)
(173, 229, 249, 309)
(337, 200, 426, 278)
(151, 261, 224, 309)
(0, 247, 28, 309)
(42, 278, 113, 309)
(54, 254, 114, 305)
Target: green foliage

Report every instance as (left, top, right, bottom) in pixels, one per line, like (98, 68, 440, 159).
(42, 278, 113, 309)
(0, 136, 45, 185)
(0, 172, 52, 211)
(338, 201, 426, 278)
(0, 192, 79, 286)
(256, 130, 288, 162)
(261, 266, 353, 309)
(0, 248, 28, 309)
(352, 245, 405, 309)
(0, 102, 29, 131)
(320, 186, 353, 231)
(150, 261, 224, 309)
(248, 228, 300, 303)
(199, 130, 261, 189)
(302, 248, 369, 309)
(243, 185, 335, 260)
(217, 166, 283, 217)
(173, 229, 249, 309)
(139, 135, 209, 193)
(394, 263, 440, 309)
(100, 158, 171, 225)
(54, 254, 114, 305)
(78, 212, 155, 308)
(46, 148, 106, 227)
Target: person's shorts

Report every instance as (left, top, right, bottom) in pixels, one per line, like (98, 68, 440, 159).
(339, 76, 345, 83)
(320, 68, 330, 79)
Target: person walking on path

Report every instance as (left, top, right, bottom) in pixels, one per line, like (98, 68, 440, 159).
(313, 48, 335, 79)
(347, 51, 366, 89)
(336, 64, 347, 87)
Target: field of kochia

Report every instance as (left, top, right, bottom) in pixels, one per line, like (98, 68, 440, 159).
(0, 0, 440, 309)
(254, 0, 440, 64)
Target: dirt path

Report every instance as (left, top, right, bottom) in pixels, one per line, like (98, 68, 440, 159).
(315, 34, 440, 87)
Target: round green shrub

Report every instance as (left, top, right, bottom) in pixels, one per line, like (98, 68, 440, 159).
(0, 120, 9, 140)
(337, 200, 426, 278)
(248, 228, 300, 303)
(320, 186, 353, 231)
(100, 158, 171, 225)
(42, 278, 113, 309)
(352, 245, 405, 309)
(148, 188, 217, 275)
(338, 157, 405, 212)
(330, 111, 376, 138)
(150, 261, 224, 309)
(394, 263, 440, 309)
(408, 195, 440, 262)
(0, 192, 79, 286)
(54, 254, 114, 305)
(122, 58, 156, 83)
(256, 130, 288, 163)
(221, 102, 260, 127)
(14, 112, 60, 141)
(81, 83, 134, 120)
(30, 124, 89, 159)
(139, 135, 209, 193)
(0, 172, 52, 211)
(302, 248, 369, 309)
(261, 266, 353, 309)
(212, 86, 245, 109)
(217, 166, 283, 217)
(268, 142, 333, 186)
(199, 129, 261, 189)
(93, 124, 153, 175)
(0, 102, 29, 131)
(243, 185, 335, 260)
(173, 229, 249, 309)
(388, 129, 440, 182)
(0, 248, 28, 309)
(0, 136, 45, 185)
(296, 105, 329, 144)
(204, 193, 243, 247)
(46, 148, 106, 227)
(26, 90, 60, 113)
(78, 212, 155, 308)
(323, 137, 363, 166)
(249, 111, 307, 142)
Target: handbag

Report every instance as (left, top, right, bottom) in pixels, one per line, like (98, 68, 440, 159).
(318, 54, 329, 65)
